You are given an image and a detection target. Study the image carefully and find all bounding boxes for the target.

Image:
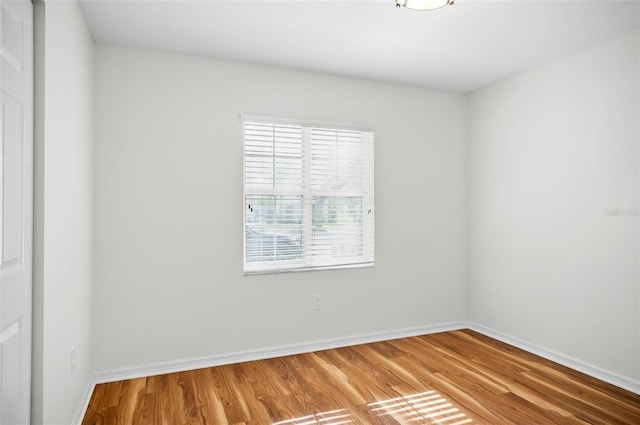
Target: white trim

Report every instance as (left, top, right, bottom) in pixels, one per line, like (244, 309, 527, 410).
(94, 321, 466, 384)
(244, 261, 374, 276)
(71, 377, 96, 425)
(468, 322, 640, 395)
(240, 113, 374, 133)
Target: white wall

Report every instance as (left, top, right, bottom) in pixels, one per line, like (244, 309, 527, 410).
(32, 1, 94, 423)
(468, 31, 640, 384)
(92, 45, 468, 372)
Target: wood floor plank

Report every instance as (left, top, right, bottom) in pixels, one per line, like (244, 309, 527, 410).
(190, 368, 230, 425)
(131, 392, 157, 425)
(278, 354, 348, 413)
(308, 351, 370, 406)
(113, 378, 146, 425)
(355, 345, 431, 393)
(214, 366, 252, 423)
(82, 330, 640, 425)
(83, 383, 108, 420)
(82, 406, 118, 425)
(153, 373, 188, 425)
(520, 369, 640, 424)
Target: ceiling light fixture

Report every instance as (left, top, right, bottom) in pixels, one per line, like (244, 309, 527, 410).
(395, 0, 454, 11)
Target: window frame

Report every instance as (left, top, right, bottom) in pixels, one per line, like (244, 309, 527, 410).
(242, 115, 374, 275)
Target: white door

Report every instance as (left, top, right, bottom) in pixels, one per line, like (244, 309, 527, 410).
(0, 0, 32, 423)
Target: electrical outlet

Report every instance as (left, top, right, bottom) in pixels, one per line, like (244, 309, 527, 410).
(70, 346, 77, 374)
(312, 294, 322, 310)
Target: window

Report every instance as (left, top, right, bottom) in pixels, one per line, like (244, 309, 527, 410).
(243, 118, 374, 274)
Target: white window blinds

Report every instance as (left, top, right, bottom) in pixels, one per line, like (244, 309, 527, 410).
(243, 119, 374, 274)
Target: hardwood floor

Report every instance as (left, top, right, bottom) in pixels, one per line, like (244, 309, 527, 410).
(82, 330, 640, 424)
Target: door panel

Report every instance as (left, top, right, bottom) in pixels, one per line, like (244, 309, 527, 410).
(0, 0, 32, 423)
(2, 91, 23, 269)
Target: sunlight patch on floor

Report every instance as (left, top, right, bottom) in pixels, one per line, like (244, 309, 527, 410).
(367, 390, 472, 424)
(272, 408, 353, 425)
(272, 391, 472, 425)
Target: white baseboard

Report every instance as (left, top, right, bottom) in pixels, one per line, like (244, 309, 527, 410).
(71, 377, 95, 425)
(93, 321, 467, 384)
(468, 322, 640, 395)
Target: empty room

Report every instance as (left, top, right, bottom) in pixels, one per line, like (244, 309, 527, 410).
(1, 0, 638, 424)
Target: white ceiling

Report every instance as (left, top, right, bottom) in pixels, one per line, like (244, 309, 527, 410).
(78, 0, 640, 93)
